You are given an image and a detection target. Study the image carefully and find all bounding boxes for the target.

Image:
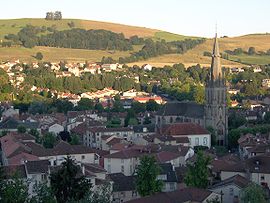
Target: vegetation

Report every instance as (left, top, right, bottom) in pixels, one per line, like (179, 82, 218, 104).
(0, 173, 29, 203)
(240, 183, 267, 203)
(135, 155, 163, 196)
(184, 151, 211, 188)
(50, 156, 91, 203)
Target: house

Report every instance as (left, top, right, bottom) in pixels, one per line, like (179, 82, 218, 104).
(109, 173, 139, 203)
(0, 117, 40, 133)
(1, 106, 19, 120)
(85, 127, 134, 149)
(0, 132, 38, 165)
(48, 123, 64, 135)
(262, 79, 270, 88)
(209, 175, 250, 203)
(158, 163, 178, 192)
(126, 187, 221, 203)
(142, 64, 152, 71)
(134, 96, 164, 104)
(159, 123, 211, 148)
(219, 155, 270, 188)
(104, 144, 194, 176)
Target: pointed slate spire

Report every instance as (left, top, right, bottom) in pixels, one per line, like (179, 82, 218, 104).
(210, 33, 222, 81)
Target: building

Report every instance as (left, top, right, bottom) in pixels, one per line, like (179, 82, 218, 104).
(209, 175, 250, 203)
(156, 34, 228, 146)
(159, 123, 211, 148)
(126, 187, 221, 203)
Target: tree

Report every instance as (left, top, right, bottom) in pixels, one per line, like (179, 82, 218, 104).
(184, 151, 210, 188)
(17, 125, 26, 133)
(94, 103, 104, 113)
(50, 156, 91, 203)
(0, 173, 29, 203)
(248, 47, 256, 55)
(35, 52, 43, 60)
(146, 100, 160, 111)
(132, 102, 146, 114)
(42, 132, 57, 148)
(30, 182, 57, 203)
(228, 112, 247, 130)
(240, 183, 267, 203)
(73, 183, 112, 203)
(29, 128, 41, 143)
(135, 155, 163, 197)
(69, 134, 80, 145)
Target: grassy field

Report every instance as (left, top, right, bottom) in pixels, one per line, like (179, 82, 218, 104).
(153, 31, 199, 42)
(0, 18, 160, 40)
(131, 34, 270, 67)
(0, 46, 133, 63)
(0, 19, 270, 66)
(227, 54, 270, 65)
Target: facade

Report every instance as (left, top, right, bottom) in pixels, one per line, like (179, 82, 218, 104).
(209, 175, 250, 203)
(156, 34, 228, 146)
(205, 34, 228, 145)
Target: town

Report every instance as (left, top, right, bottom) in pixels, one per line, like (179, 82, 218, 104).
(1, 1, 270, 203)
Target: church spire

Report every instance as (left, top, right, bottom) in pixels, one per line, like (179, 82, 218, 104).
(210, 33, 223, 81)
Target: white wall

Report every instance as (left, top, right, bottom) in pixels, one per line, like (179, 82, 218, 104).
(210, 184, 242, 203)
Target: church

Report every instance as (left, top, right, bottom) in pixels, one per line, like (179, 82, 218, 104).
(156, 33, 228, 146)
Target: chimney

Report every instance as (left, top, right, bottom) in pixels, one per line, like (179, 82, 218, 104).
(82, 164, 85, 175)
(49, 159, 54, 166)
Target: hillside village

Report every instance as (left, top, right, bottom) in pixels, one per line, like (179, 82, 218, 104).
(1, 1, 270, 201)
(1, 31, 270, 203)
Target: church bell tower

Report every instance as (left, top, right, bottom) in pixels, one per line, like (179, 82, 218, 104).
(205, 33, 228, 146)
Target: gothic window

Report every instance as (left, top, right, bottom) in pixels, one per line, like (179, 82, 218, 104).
(203, 137, 208, 145)
(170, 117, 173, 123)
(195, 138, 199, 145)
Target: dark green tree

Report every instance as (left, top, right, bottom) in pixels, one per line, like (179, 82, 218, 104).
(69, 134, 80, 145)
(146, 100, 160, 111)
(50, 156, 91, 203)
(42, 132, 57, 148)
(240, 183, 267, 203)
(247, 47, 256, 55)
(132, 102, 146, 114)
(35, 52, 43, 60)
(0, 173, 29, 203)
(17, 125, 26, 133)
(30, 182, 56, 203)
(135, 155, 163, 197)
(184, 151, 210, 188)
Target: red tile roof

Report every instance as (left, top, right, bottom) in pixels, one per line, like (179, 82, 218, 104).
(161, 123, 209, 136)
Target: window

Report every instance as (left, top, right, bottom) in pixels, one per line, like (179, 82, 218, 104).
(81, 155, 85, 160)
(203, 137, 208, 145)
(107, 164, 111, 173)
(121, 165, 124, 173)
(229, 188, 234, 196)
(41, 174, 46, 181)
(170, 183, 175, 190)
(261, 175, 265, 181)
(195, 138, 199, 145)
(108, 158, 111, 163)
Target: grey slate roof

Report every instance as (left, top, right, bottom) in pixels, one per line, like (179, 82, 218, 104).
(0, 118, 39, 129)
(109, 173, 136, 192)
(159, 163, 178, 182)
(157, 102, 204, 118)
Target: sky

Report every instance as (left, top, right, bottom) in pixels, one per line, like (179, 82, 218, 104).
(0, 0, 269, 37)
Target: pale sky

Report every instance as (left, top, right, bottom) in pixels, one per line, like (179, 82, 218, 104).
(1, 0, 269, 37)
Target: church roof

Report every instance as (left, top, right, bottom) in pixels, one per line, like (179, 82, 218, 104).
(157, 102, 204, 118)
(210, 33, 223, 81)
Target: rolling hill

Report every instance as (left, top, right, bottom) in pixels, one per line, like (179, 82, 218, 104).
(0, 18, 269, 66)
